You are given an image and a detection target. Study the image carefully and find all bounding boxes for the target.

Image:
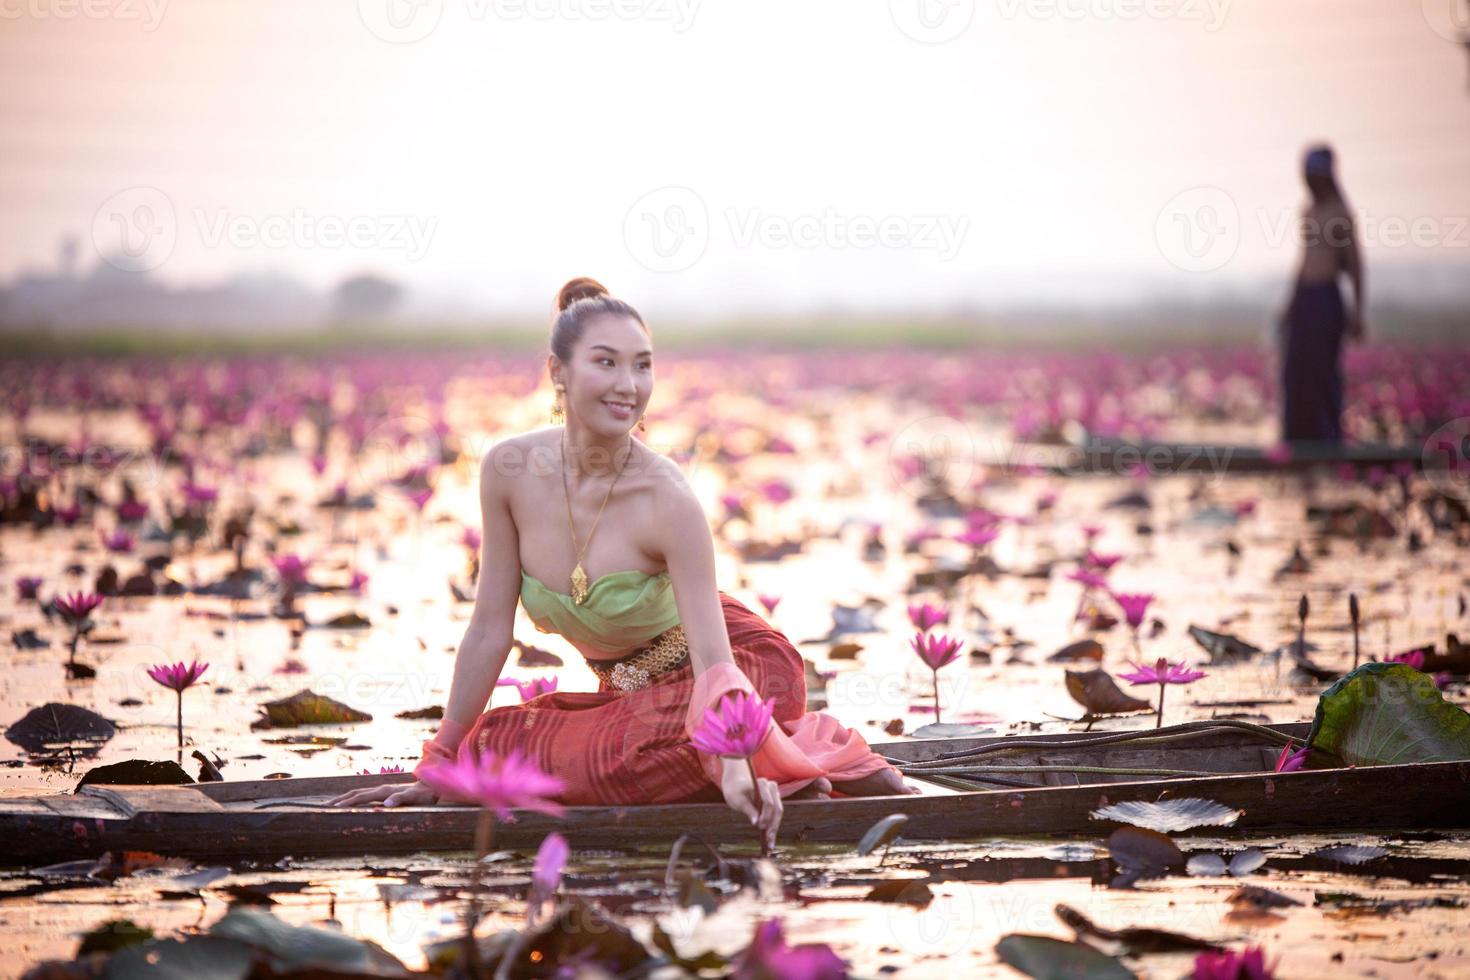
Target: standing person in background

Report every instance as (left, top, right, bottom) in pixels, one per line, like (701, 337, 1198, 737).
(1279, 143, 1366, 443)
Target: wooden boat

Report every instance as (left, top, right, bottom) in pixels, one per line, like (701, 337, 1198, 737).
(4, 721, 1467, 864)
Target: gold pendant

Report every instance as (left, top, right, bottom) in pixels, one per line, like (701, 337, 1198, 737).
(570, 563, 589, 604)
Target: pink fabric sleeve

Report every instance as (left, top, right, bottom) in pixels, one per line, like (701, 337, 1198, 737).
(413, 716, 473, 781)
(685, 663, 893, 798)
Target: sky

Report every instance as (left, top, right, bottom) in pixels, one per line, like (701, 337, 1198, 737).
(2, 0, 1468, 318)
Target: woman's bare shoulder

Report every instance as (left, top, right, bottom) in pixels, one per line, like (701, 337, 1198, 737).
(479, 430, 560, 485)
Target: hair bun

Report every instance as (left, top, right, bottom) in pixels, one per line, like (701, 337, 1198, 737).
(555, 277, 609, 313)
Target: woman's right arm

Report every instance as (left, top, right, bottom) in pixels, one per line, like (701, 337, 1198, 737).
(329, 448, 523, 807)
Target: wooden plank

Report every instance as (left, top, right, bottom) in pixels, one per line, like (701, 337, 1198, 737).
(81, 785, 227, 816)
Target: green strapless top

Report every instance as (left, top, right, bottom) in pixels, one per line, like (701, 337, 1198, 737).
(519, 567, 681, 654)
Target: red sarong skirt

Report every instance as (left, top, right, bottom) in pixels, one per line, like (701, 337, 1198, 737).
(455, 592, 896, 805)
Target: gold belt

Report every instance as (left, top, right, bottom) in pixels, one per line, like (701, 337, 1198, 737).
(586, 624, 689, 693)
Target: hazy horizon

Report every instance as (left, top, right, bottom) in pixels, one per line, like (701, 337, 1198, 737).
(4, 0, 1469, 319)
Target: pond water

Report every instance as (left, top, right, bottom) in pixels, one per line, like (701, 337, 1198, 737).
(1, 346, 1467, 977)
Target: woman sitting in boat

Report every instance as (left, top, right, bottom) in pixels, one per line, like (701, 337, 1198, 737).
(329, 278, 915, 847)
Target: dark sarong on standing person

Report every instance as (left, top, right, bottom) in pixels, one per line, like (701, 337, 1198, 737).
(1280, 279, 1346, 442)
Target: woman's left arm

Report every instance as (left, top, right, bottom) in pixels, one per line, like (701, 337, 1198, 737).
(655, 476, 783, 849)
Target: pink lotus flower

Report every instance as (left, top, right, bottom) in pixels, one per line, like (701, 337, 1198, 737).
(101, 529, 135, 554)
(1386, 649, 1426, 671)
(530, 830, 569, 902)
(418, 747, 566, 818)
(360, 765, 405, 774)
(907, 601, 949, 633)
(732, 919, 849, 980)
(271, 553, 310, 584)
(1080, 523, 1103, 542)
(16, 576, 43, 601)
(1119, 656, 1205, 729)
(1111, 592, 1154, 629)
(910, 632, 963, 671)
(1066, 568, 1109, 591)
(910, 632, 964, 724)
(757, 593, 782, 616)
(148, 660, 210, 692)
(404, 486, 433, 511)
(1192, 945, 1276, 979)
(1084, 551, 1122, 571)
(1265, 442, 1293, 466)
(147, 659, 209, 754)
(348, 570, 369, 594)
(497, 676, 558, 702)
(760, 479, 793, 504)
(54, 503, 82, 527)
(690, 690, 775, 759)
(1274, 741, 1309, 773)
(116, 499, 149, 523)
(954, 524, 999, 549)
(720, 492, 744, 515)
(54, 591, 103, 626)
(461, 526, 482, 552)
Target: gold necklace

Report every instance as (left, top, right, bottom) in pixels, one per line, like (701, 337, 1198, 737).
(559, 429, 633, 605)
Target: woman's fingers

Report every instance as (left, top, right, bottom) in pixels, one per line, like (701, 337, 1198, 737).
(327, 784, 401, 807)
(756, 778, 782, 849)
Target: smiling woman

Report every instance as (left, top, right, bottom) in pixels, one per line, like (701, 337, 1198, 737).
(328, 278, 915, 848)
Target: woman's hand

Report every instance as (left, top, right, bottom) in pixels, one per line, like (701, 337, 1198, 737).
(327, 780, 439, 808)
(719, 758, 782, 852)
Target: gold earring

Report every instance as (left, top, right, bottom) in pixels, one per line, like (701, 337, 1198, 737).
(550, 385, 565, 425)
(637, 414, 647, 433)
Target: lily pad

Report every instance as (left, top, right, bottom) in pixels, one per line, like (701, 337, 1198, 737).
(252, 689, 371, 728)
(5, 702, 116, 753)
(1306, 662, 1470, 765)
(1065, 670, 1152, 716)
(208, 907, 409, 976)
(909, 722, 996, 738)
(1188, 625, 1262, 664)
(1228, 848, 1267, 876)
(1090, 797, 1242, 833)
(1106, 826, 1182, 875)
(78, 759, 194, 789)
(995, 933, 1137, 980)
(105, 935, 256, 980)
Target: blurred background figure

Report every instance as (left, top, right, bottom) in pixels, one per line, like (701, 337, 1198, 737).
(1279, 143, 1365, 444)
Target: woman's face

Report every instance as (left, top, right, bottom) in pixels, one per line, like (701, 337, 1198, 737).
(556, 314, 654, 438)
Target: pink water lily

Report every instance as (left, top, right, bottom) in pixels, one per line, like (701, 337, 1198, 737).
(528, 831, 570, 924)
(1274, 741, 1309, 773)
(1111, 591, 1155, 629)
(1084, 551, 1122, 571)
(907, 601, 949, 633)
(954, 524, 1000, 549)
(690, 690, 775, 759)
(16, 576, 43, 601)
(1119, 656, 1206, 729)
(417, 746, 567, 818)
(101, 529, 135, 554)
(54, 590, 104, 671)
(147, 659, 209, 755)
(461, 526, 482, 553)
(360, 765, 405, 775)
(732, 919, 849, 980)
(1192, 945, 1276, 979)
(271, 553, 310, 583)
(757, 593, 782, 616)
(910, 631, 964, 724)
